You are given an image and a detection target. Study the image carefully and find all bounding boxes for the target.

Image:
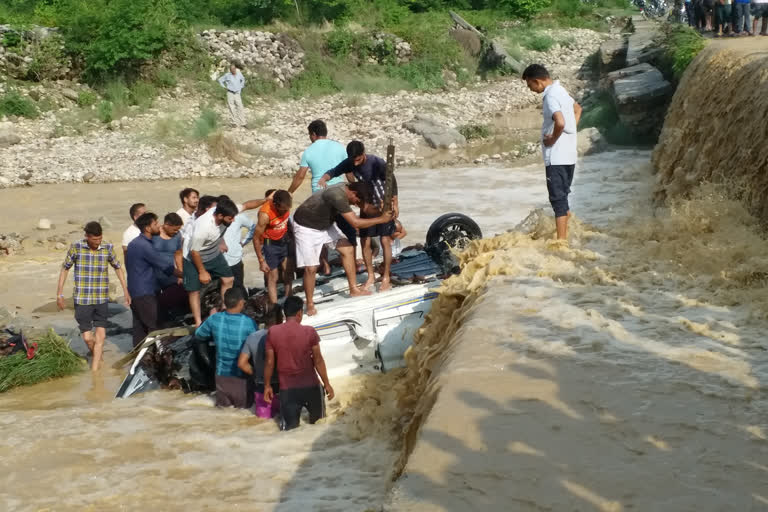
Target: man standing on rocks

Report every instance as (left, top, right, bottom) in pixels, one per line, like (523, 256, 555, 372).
(176, 188, 199, 226)
(122, 203, 146, 258)
(318, 140, 399, 291)
(126, 212, 178, 347)
(292, 182, 393, 315)
(218, 63, 247, 128)
(522, 64, 582, 241)
(56, 221, 130, 371)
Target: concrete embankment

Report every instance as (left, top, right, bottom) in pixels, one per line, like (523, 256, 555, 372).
(384, 41, 768, 510)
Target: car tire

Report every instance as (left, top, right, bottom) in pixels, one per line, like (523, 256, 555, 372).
(425, 213, 482, 251)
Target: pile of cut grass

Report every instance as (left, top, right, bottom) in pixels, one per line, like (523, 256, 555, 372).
(0, 329, 86, 393)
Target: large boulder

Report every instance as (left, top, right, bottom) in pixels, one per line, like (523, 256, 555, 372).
(612, 66, 672, 140)
(0, 131, 21, 147)
(625, 28, 661, 67)
(403, 115, 467, 149)
(599, 38, 627, 73)
(601, 62, 656, 89)
(483, 39, 524, 75)
(577, 127, 608, 156)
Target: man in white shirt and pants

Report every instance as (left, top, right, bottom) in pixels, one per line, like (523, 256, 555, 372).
(218, 63, 247, 127)
(523, 64, 583, 241)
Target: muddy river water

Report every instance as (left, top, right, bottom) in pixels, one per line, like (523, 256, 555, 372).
(1, 150, 767, 510)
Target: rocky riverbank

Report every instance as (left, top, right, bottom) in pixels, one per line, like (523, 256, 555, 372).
(0, 27, 614, 188)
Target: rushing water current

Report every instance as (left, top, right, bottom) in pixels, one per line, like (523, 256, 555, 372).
(1, 150, 767, 511)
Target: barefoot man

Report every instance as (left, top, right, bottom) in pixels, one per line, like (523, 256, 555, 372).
(253, 190, 293, 306)
(318, 140, 398, 291)
(522, 64, 582, 240)
(292, 182, 393, 316)
(56, 221, 130, 370)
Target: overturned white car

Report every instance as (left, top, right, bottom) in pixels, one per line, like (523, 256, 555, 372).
(115, 213, 481, 399)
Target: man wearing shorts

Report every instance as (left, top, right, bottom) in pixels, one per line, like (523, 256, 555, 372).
(291, 182, 393, 316)
(184, 197, 238, 327)
(523, 64, 582, 240)
(263, 296, 334, 430)
(195, 287, 257, 408)
(318, 140, 399, 292)
(752, 0, 768, 35)
(253, 189, 293, 306)
(56, 221, 130, 371)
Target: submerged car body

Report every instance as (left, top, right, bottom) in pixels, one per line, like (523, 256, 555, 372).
(115, 213, 481, 399)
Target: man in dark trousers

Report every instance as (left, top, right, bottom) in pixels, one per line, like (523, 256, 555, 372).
(317, 140, 399, 292)
(125, 212, 179, 346)
(263, 296, 334, 430)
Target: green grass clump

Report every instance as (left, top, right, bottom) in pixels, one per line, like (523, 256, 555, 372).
(459, 123, 492, 140)
(578, 91, 618, 132)
(0, 330, 86, 393)
(524, 33, 555, 52)
(193, 108, 219, 139)
(77, 90, 98, 107)
(128, 80, 158, 109)
(97, 100, 113, 123)
(0, 91, 39, 118)
(657, 24, 707, 82)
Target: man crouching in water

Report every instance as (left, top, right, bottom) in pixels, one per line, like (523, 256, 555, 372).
(263, 296, 334, 430)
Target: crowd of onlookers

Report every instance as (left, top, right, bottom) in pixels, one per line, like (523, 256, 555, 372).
(685, 0, 768, 36)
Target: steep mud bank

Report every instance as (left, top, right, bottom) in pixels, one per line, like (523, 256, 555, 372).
(652, 42, 768, 219)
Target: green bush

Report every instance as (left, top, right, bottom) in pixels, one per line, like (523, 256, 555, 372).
(2, 30, 22, 48)
(193, 108, 218, 138)
(385, 56, 444, 90)
(56, 0, 187, 78)
(458, 123, 492, 140)
(77, 90, 98, 106)
(0, 91, 38, 118)
(578, 91, 617, 132)
(152, 68, 178, 88)
(326, 29, 365, 58)
(524, 33, 555, 52)
(102, 79, 129, 108)
(497, 0, 552, 19)
(25, 35, 67, 81)
(657, 24, 706, 82)
(97, 100, 113, 123)
(129, 80, 158, 109)
(288, 56, 339, 98)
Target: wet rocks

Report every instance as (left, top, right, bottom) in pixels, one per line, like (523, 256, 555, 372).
(577, 127, 608, 156)
(403, 115, 467, 149)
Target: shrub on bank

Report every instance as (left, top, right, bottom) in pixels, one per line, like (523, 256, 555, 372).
(656, 24, 706, 82)
(0, 91, 39, 119)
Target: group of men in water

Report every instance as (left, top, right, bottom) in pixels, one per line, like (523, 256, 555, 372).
(55, 119, 404, 428)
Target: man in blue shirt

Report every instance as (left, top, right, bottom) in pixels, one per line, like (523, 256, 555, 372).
(318, 140, 399, 292)
(126, 212, 178, 346)
(195, 287, 258, 408)
(288, 120, 349, 194)
(217, 63, 247, 127)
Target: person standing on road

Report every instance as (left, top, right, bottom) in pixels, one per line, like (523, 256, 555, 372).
(263, 296, 334, 431)
(56, 221, 130, 371)
(126, 212, 178, 347)
(176, 188, 199, 226)
(218, 63, 247, 127)
(522, 64, 582, 241)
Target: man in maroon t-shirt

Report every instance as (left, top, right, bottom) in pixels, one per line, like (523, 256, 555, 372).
(264, 296, 334, 430)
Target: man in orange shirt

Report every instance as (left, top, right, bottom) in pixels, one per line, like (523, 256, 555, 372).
(253, 189, 293, 305)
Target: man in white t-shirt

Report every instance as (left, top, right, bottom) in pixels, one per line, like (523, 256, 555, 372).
(122, 203, 146, 258)
(176, 187, 199, 226)
(523, 64, 582, 241)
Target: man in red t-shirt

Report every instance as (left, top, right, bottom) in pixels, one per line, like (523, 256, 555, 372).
(264, 296, 334, 430)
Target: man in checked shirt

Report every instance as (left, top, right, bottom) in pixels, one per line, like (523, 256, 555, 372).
(56, 221, 130, 371)
(317, 140, 399, 292)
